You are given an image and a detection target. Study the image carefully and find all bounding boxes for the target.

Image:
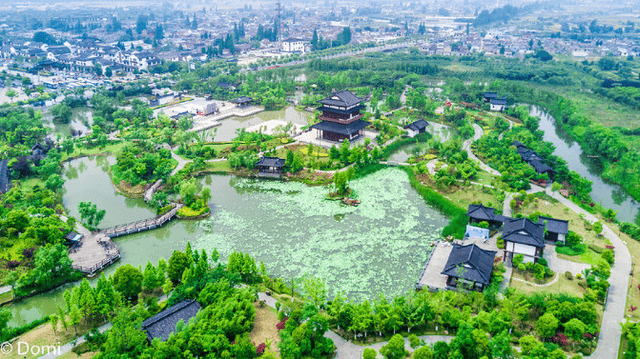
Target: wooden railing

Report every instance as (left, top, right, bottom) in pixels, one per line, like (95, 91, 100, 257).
(102, 204, 183, 238)
(72, 250, 120, 275)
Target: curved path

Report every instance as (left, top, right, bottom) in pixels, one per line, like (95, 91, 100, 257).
(512, 273, 560, 287)
(461, 125, 630, 358)
(463, 124, 501, 176)
(543, 187, 631, 359)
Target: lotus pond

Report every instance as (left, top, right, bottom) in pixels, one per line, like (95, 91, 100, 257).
(7, 160, 447, 325)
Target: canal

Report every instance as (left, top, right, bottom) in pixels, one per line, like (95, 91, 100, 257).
(532, 106, 640, 224)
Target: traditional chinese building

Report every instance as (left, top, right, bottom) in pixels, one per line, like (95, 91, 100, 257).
(254, 156, 286, 178)
(310, 90, 371, 142)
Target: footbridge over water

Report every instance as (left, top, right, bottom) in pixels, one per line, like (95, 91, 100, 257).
(103, 203, 184, 238)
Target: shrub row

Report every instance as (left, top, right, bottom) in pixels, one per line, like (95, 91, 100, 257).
(402, 167, 467, 239)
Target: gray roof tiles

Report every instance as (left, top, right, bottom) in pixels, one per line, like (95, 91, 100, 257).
(441, 243, 497, 285)
(319, 90, 363, 108)
(141, 299, 201, 342)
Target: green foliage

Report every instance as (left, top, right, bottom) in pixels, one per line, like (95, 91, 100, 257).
(15, 243, 79, 297)
(78, 201, 106, 228)
(227, 250, 259, 282)
(363, 348, 377, 359)
(113, 143, 174, 186)
(380, 334, 407, 359)
(51, 103, 73, 124)
(601, 248, 614, 265)
(168, 250, 190, 284)
(112, 264, 143, 299)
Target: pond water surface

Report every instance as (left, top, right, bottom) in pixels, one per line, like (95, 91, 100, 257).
(7, 158, 447, 326)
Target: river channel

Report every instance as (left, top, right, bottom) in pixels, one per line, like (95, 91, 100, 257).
(7, 157, 447, 326)
(532, 106, 640, 224)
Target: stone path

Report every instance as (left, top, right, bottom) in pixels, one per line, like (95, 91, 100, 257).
(170, 150, 191, 176)
(0, 285, 11, 295)
(39, 323, 112, 359)
(466, 141, 629, 357)
(512, 273, 560, 287)
(543, 244, 590, 276)
(543, 188, 631, 359)
(462, 124, 501, 176)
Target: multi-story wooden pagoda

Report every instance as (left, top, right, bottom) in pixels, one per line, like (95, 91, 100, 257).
(310, 90, 371, 142)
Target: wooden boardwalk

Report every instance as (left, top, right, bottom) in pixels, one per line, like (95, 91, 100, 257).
(69, 203, 183, 275)
(69, 232, 121, 276)
(103, 203, 184, 238)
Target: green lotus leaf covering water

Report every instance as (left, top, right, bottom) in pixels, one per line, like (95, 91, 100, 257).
(197, 168, 448, 300)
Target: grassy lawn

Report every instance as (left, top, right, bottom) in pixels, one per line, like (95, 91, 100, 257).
(442, 185, 503, 211)
(204, 160, 232, 172)
(556, 247, 602, 266)
(4, 322, 81, 359)
(274, 144, 332, 164)
(619, 228, 640, 322)
(0, 290, 13, 305)
(61, 142, 127, 162)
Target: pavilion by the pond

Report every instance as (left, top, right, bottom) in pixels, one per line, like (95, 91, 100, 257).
(310, 90, 371, 143)
(230, 96, 254, 108)
(255, 156, 286, 178)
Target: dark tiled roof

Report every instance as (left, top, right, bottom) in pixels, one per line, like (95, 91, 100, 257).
(0, 159, 10, 194)
(217, 81, 236, 90)
(317, 105, 364, 114)
(503, 218, 545, 248)
(529, 159, 555, 174)
(538, 216, 569, 235)
(230, 96, 253, 104)
(405, 119, 429, 132)
(255, 156, 286, 168)
(310, 119, 371, 136)
(491, 98, 507, 106)
(484, 92, 498, 99)
(142, 299, 201, 342)
(512, 140, 526, 148)
(466, 204, 498, 221)
(441, 243, 497, 285)
(318, 90, 363, 108)
(513, 141, 555, 175)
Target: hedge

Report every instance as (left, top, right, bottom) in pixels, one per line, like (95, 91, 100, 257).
(402, 167, 467, 239)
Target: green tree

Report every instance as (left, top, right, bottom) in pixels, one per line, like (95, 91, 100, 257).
(168, 250, 190, 284)
(413, 345, 433, 359)
(564, 318, 587, 342)
(105, 67, 113, 78)
(103, 306, 147, 355)
(0, 309, 12, 339)
(535, 312, 559, 339)
(593, 221, 603, 236)
(380, 334, 407, 359)
(490, 330, 513, 359)
(409, 334, 421, 349)
(179, 178, 199, 207)
(51, 103, 73, 124)
(46, 174, 65, 192)
(363, 348, 377, 359)
(142, 262, 161, 291)
(112, 264, 143, 299)
(78, 201, 106, 228)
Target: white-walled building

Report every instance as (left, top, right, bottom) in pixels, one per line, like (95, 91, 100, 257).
(281, 38, 306, 53)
